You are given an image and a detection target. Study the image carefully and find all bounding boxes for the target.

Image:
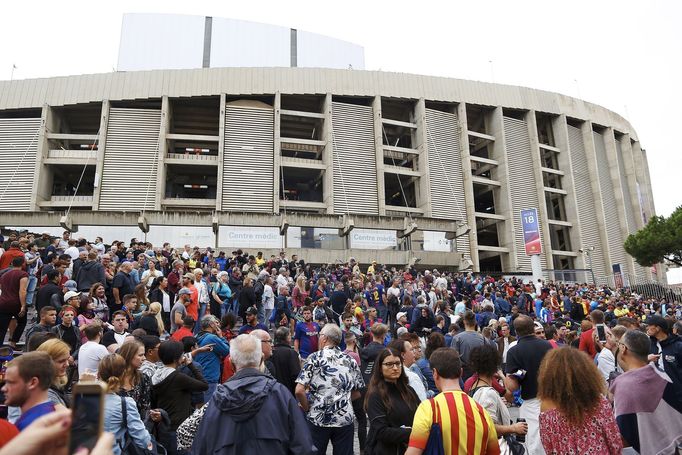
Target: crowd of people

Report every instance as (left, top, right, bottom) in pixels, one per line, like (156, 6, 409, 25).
(0, 229, 680, 454)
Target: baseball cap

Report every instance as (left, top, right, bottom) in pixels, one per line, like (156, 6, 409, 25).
(64, 280, 78, 292)
(644, 315, 669, 332)
(178, 288, 192, 296)
(245, 306, 258, 316)
(64, 290, 81, 302)
(396, 312, 407, 321)
(183, 273, 195, 280)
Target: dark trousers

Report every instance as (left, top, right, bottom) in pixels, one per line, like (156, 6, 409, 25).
(0, 311, 27, 346)
(308, 421, 355, 455)
(352, 394, 367, 451)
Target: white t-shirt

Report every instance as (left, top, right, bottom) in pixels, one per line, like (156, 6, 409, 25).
(141, 269, 163, 288)
(64, 246, 80, 260)
(404, 366, 427, 401)
(263, 284, 275, 310)
(78, 341, 110, 376)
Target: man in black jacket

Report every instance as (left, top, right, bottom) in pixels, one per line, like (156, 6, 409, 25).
(35, 269, 62, 313)
(75, 251, 106, 293)
(270, 326, 301, 395)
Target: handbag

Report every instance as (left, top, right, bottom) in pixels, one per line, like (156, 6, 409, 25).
(423, 398, 445, 455)
(503, 434, 525, 455)
(119, 396, 165, 455)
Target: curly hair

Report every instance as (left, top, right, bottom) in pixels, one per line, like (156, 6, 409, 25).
(537, 347, 605, 425)
(469, 343, 500, 377)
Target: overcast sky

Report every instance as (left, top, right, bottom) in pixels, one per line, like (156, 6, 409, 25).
(1, 0, 680, 217)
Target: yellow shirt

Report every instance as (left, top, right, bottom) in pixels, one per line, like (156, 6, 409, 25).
(409, 390, 500, 455)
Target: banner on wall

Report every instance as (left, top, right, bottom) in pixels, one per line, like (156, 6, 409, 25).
(520, 208, 542, 255)
(218, 226, 283, 249)
(349, 229, 397, 250)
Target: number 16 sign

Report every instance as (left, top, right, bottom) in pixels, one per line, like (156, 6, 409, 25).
(520, 208, 542, 255)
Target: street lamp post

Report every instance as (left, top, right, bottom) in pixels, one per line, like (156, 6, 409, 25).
(579, 247, 596, 284)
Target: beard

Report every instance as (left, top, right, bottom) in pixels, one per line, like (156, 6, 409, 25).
(5, 386, 29, 407)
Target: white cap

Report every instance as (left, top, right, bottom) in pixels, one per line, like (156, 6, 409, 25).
(63, 290, 81, 302)
(396, 312, 407, 321)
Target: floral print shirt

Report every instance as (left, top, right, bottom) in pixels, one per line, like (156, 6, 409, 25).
(296, 346, 364, 427)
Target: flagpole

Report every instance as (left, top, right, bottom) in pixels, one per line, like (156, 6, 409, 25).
(10, 64, 16, 81)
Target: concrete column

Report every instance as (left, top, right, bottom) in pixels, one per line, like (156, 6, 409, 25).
(273, 92, 281, 214)
(92, 100, 110, 210)
(553, 114, 585, 269)
(602, 128, 636, 276)
(581, 122, 611, 278)
(619, 135, 642, 230)
(31, 104, 55, 209)
(525, 110, 553, 269)
(216, 94, 226, 211)
(155, 96, 170, 210)
(322, 93, 334, 214)
(456, 102, 480, 270)
(414, 98, 431, 216)
(372, 96, 387, 216)
(489, 106, 515, 271)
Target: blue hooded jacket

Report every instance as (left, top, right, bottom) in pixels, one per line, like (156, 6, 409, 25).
(194, 331, 229, 383)
(190, 368, 315, 455)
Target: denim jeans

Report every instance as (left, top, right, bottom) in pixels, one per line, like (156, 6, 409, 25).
(26, 275, 37, 307)
(308, 421, 354, 455)
(257, 303, 265, 325)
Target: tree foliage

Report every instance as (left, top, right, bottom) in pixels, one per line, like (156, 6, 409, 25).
(624, 205, 682, 267)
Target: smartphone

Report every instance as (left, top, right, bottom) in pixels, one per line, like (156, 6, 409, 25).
(69, 382, 106, 453)
(596, 324, 607, 343)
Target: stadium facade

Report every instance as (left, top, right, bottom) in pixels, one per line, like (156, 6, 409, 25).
(0, 18, 657, 280)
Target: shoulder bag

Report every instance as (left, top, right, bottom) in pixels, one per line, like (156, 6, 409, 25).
(119, 396, 165, 455)
(423, 398, 445, 455)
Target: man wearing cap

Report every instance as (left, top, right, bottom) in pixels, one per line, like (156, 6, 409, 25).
(238, 307, 268, 335)
(392, 311, 409, 338)
(646, 314, 682, 398)
(23, 306, 57, 351)
(170, 288, 192, 334)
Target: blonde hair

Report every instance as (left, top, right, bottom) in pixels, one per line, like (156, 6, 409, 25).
(148, 302, 165, 334)
(98, 354, 126, 393)
(296, 275, 306, 292)
(36, 339, 70, 387)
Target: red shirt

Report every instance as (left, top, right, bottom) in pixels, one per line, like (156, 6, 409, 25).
(171, 326, 193, 342)
(0, 269, 29, 313)
(0, 248, 25, 271)
(186, 285, 198, 320)
(578, 328, 597, 358)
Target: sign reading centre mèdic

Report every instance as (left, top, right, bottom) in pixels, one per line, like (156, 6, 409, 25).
(520, 208, 542, 255)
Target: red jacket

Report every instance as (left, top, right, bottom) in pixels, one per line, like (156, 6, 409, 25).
(0, 248, 25, 271)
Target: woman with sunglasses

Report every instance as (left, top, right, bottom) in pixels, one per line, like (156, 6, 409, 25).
(364, 347, 419, 455)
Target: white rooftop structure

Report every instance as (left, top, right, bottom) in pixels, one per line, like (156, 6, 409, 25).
(117, 13, 365, 71)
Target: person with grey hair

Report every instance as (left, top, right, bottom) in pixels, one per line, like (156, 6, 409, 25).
(610, 329, 682, 454)
(296, 323, 364, 455)
(190, 334, 314, 455)
(194, 315, 230, 403)
(250, 328, 277, 377)
(271, 326, 301, 395)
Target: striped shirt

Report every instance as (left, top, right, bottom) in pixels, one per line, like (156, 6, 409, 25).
(408, 390, 500, 455)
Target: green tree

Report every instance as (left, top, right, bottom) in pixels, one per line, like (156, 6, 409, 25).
(624, 205, 682, 267)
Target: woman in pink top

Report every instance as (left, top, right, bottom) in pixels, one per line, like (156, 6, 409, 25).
(538, 347, 622, 454)
(291, 275, 309, 310)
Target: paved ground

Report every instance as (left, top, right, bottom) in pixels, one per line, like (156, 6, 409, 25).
(325, 404, 521, 454)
